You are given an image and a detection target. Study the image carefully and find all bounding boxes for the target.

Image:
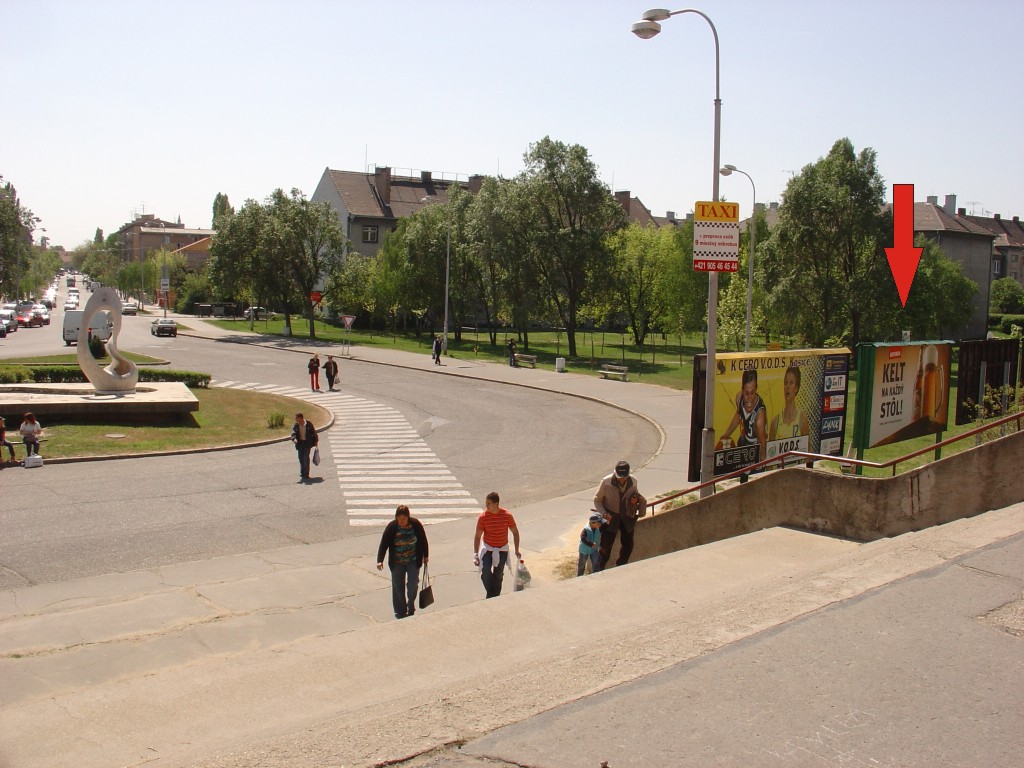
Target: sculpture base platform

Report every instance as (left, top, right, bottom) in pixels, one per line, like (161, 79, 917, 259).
(0, 383, 199, 419)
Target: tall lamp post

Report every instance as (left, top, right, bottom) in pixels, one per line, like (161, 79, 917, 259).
(632, 7, 722, 497)
(720, 164, 756, 352)
(420, 196, 451, 356)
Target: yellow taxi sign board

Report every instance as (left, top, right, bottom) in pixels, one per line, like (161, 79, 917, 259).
(693, 200, 740, 272)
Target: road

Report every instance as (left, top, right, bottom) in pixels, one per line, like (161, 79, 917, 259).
(1, 307, 660, 588)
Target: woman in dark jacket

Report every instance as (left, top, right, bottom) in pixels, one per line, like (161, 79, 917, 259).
(376, 505, 429, 619)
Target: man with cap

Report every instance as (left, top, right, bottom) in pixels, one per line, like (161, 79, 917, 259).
(593, 460, 646, 568)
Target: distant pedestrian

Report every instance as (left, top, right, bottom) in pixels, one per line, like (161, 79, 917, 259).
(578, 511, 605, 576)
(473, 491, 521, 598)
(307, 354, 321, 391)
(594, 460, 646, 569)
(376, 505, 429, 620)
(290, 412, 318, 481)
(323, 355, 339, 391)
(19, 412, 42, 457)
(0, 416, 16, 463)
(432, 334, 443, 365)
(507, 338, 517, 367)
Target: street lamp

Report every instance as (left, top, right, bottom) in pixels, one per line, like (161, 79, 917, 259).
(632, 7, 722, 497)
(420, 196, 451, 357)
(720, 164, 756, 352)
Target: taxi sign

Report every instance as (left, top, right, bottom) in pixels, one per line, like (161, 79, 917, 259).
(693, 200, 740, 272)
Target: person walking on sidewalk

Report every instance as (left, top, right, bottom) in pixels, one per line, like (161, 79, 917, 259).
(376, 505, 429, 619)
(473, 491, 521, 598)
(432, 334, 443, 365)
(322, 355, 339, 391)
(307, 353, 321, 391)
(290, 412, 318, 481)
(594, 460, 646, 569)
(578, 511, 605, 576)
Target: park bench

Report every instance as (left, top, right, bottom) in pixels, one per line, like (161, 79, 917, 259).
(514, 353, 537, 368)
(599, 363, 629, 381)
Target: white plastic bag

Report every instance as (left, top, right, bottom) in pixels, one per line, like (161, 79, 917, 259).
(513, 559, 531, 591)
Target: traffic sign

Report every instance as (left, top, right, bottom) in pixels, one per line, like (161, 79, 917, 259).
(341, 314, 356, 330)
(309, 291, 322, 303)
(693, 201, 740, 272)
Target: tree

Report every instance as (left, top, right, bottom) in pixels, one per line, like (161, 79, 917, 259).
(516, 137, 627, 356)
(990, 277, 1024, 315)
(607, 223, 675, 347)
(93, 228, 104, 244)
(759, 138, 889, 347)
(659, 219, 708, 342)
(212, 193, 234, 227)
(0, 175, 37, 299)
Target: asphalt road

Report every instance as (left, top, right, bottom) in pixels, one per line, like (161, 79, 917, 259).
(1, 310, 659, 588)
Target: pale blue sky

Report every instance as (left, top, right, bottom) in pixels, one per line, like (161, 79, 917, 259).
(2, 0, 1021, 249)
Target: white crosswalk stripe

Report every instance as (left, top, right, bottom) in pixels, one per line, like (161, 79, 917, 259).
(210, 379, 480, 527)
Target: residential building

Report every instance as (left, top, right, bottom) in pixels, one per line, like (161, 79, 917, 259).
(311, 166, 483, 257)
(115, 214, 215, 263)
(171, 236, 212, 271)
(915, 195, 995, 340)
(961, 210, 1024, 288)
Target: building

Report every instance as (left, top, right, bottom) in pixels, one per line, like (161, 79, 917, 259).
(960, 211, 1024, 288)
(115, 214, 215, 264)
(171, 236, 212, 271)
(915, 195, 995, 340)
(311, 166, 483, 257)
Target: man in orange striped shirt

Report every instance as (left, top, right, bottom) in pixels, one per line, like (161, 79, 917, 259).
(473, 491, 521, 598)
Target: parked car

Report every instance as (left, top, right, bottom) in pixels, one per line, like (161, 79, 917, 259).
(0, 322, 6, 338)
(243, 306, 274, 320)
(0, 309, 17, 333)
(151, 318, 178, 337)
(31, 304, 51, 325)
(17, 309, 43, 328)
(121, 302, 138, 316)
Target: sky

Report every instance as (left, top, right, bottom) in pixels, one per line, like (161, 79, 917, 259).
(2, 0, 1022, 250)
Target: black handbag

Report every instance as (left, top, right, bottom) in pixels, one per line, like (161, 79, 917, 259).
(418, 564, 434, 609)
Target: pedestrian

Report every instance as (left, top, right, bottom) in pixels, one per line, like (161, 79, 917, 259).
(507, 338, 517, 367)
(594, 460, 646, 569)
(376, 505, 429, 620)
(578, 511, 605, 576)
(307, 353, 321, 391)
(0, 416, 17, 463)
(432, 334, 443, 366)
(19, 412, 42, 458)
(473, 491, 521, 598)
(290, 412, 318, 481)
(323, 355, 339, 391)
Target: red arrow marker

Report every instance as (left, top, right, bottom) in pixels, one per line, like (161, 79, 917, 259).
(885, 184, 923, 307)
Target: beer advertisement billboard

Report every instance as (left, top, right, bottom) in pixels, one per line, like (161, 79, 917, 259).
(853, 342, 953, 449)
(688, 348, 852, 480)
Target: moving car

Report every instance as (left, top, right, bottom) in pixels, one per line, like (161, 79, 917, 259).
(121, 302, 138, 316)
(17, 309, 44, 328)
(0, 309, 17, 333)
(151, 318, 177, 337)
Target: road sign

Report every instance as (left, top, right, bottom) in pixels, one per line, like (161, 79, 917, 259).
(341, 314, 356, 330)
(160, 278, 170, 291)
(309, 291, 322, 303)
(693, 201, 740, 272)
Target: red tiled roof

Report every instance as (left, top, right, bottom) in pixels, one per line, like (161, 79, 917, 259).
(911, 203, 994, 237)
(326, 170, 463, 220)
(963, 214, 1024, 249)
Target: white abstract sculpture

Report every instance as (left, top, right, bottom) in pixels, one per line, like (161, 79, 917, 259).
(77, 287, 139, 393)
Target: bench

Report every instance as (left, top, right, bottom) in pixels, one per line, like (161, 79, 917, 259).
(599, 364, 629, 381)
(513, 353, 537, 368)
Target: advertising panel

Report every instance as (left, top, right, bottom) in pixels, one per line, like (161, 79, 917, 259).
(853, 342, 953, 449)
(692, 201, 739, 273)
(688, 348, 852, 480)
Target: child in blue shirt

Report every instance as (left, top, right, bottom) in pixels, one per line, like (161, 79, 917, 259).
(578, 512, 605, 576)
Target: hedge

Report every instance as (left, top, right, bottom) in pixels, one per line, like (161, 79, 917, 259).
(0, 365, 210, 388)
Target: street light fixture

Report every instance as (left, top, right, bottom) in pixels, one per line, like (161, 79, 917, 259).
(420, 195, 451, 357)
(720, 164, 756, 352)
(632, 6, 722, 497)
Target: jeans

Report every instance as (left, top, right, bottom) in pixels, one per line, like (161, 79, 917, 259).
(480, 549, 508, 598)
(390, 561, 420, 618)
(577, 550, 601, 576)
(23, 438, 39, 457)
(296, 444, 312, 478)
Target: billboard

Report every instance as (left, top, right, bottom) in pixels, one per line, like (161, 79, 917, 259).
(853, 342, 953, 449)
(688, 348, 853, 480)
(693, 201, 739, 272)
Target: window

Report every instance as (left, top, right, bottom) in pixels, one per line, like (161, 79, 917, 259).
(993, 260, 1001, 275)
(362, 225, 379, 244)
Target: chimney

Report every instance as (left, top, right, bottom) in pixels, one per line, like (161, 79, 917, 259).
(943, 194, 957, 215)
(374, 166, 392, 205)
(1013, 216, 1019, 223)
(926, 195, 938, 205)
(770, 202, 779, 211)
(421, 170, 432, 184)
(665, 211, 676, 221)
(958, 208, 966, 217)
(994, 213, 1001, 221)
(469, 174, 484, 194)
(615, 191, 632, 215)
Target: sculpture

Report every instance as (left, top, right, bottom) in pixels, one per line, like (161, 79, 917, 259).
(77, 287, 139, 393)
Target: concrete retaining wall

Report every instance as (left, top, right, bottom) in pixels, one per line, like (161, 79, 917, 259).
(628, 429, 1024, 562)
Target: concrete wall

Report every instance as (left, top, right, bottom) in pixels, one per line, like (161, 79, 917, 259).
(625, 428, 1024, 562)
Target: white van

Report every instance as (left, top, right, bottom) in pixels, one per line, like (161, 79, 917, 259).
(63, 309, 113, 346)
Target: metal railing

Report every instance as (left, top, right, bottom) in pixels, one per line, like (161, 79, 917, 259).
(648, 409, 1024, 513)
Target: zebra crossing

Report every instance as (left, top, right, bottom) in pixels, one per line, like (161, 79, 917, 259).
(211, 380, 481, 526)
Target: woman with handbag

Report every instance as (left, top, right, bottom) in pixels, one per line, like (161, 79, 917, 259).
(376, 505, 429, 620)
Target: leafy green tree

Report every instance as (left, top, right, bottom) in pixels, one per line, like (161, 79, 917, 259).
(896, 237, 976, 339)
(0, 175, 37, 299)
(517, 137, 628, 356)
(990, 276, 1024, 315)
(324, 250, 374, 319)
(210, 199, 276, 323)
(659, 219, 708, 342)
(607, 223, 675, 347)
(212, 193, 234, 227)
(94, 228, 104, 244)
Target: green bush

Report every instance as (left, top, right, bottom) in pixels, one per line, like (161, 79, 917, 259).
(9, 365, 210, 389)
(0, 365, 33, 384)
(996, 314, 1024, 334)
(266, 411, 286, 429)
